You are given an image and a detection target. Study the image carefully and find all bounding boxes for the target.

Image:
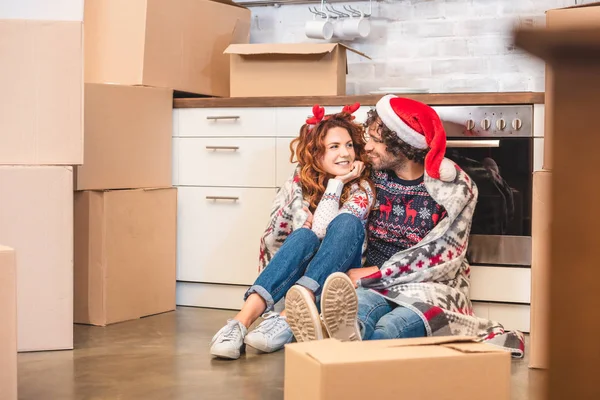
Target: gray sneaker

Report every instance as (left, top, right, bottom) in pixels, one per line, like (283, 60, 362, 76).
(210, 319, 248, 359)
(244, 312, 293, 353)
(320, 272, 362, 341)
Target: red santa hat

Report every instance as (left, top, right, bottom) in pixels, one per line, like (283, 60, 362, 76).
(375, 95, 456, 182)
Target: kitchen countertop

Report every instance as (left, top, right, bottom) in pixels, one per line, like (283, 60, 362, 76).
(173, 92, 544, 108)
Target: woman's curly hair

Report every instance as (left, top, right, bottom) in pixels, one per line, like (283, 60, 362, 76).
(364, 109, 429, 164)
(290, 111, 375, 212)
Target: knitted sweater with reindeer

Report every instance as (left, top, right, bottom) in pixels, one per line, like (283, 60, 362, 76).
(366, 170, 447, 268)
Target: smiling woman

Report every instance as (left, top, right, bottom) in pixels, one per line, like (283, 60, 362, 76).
(209, 104, 376, 360)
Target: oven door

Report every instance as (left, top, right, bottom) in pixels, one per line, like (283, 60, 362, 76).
(445, 137, 532, 266)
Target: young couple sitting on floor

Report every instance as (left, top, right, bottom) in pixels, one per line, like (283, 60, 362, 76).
(210, 95, 525, 360)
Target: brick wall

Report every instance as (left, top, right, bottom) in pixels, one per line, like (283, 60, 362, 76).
(248, 0, 596, 94)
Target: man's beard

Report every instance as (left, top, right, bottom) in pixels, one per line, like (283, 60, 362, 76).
(371, 151, 407, 172)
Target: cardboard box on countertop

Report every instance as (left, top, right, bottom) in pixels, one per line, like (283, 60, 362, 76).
(74, 187, 177, 326)
(0, 19, 83, 165)
(530, 170, 551, 369)
(0, 246, 17, 400)
(224, 43, 370, 97)
(284, 336, 511, 400)
(0, 166, 73, 352)
(84, 0, 250, 96)
(544, 2, 600, 170)
(76, 83, 172, 191)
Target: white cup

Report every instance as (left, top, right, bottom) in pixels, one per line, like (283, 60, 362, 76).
(305, 15, 334, 40)
(341, 16, 370, 39)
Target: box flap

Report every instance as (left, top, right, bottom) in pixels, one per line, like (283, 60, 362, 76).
(553, 2, 600, 10)
(442, 342, 509, 354)
(224, 42, 370, 59)
(209, 0, 249, 10)
(0, 245, 14, 254)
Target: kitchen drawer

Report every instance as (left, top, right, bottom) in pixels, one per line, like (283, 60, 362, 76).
(174, 137, 277, 187)
(276, 106, 373, 137)
(470, 265, 531, 304)
(177, 186, 276, 285)
(276, 137, 297, 187)
(176, 107, 277, 137)
(472, 302, 530, 333)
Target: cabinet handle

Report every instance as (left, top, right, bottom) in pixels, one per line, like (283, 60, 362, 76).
(446, 140, 500, 148)
(206, 196, 239, 202)
(206, 115, 240, 121)
(206, 146, 239, 151)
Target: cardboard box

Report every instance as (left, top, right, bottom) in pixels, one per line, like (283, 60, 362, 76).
(544, 2, 600, 170)
(0, 166, 73, 352)
(74, 187, 177, 326)
(530, 170, 551, 369)
(0, 20, 83, 165)
(0, 246, 17, 400)
(0, 0, 83, 21)
(284, 337, 511, 400)
(515, 25, 600, 400)
(84, 0, 250, 96)
(76, 84, 173, 191)
(224, 43, 369, 97)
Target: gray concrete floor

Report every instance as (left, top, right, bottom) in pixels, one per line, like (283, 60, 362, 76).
(18, 307, 548, 400)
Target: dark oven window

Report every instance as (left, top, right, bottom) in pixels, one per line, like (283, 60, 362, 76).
(446, 138, 532, 236)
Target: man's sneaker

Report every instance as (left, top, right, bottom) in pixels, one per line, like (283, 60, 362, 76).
(244, 312, 294, 353)
(320, 272, 362, 341)
(210, 319, 248, 359)
(285, 285, 324, 342)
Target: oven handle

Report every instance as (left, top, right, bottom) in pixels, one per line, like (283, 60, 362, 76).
(446, 140, 500, 148)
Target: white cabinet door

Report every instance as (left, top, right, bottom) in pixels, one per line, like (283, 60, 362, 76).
(177, 186, 276, 285)
(276, 137, 298, 187)
(472, 302, 530, 333)
(174, 137, 277, 188)
(470, 265, 531, 304)
(177, 107, 277, 137)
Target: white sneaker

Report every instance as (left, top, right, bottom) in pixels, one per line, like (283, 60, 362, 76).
(320, 272, 361, 341)
(285, 285, 324, 342)
(210, 319, 248, 359)
(244, 312, 294, 353)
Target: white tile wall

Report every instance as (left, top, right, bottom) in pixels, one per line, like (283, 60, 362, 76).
(248, 0, 597, 94)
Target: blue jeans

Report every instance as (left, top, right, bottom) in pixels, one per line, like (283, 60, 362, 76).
(357, 288, 426, 340)
(245, 213, 365, 312)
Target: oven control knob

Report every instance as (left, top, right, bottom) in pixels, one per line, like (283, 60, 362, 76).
(512, 118, 523, 130)
(481, 118, 491, 130)
(466, 119, 475, 131)
(496, 119, 507, 130)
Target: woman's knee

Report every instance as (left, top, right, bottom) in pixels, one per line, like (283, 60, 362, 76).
(326, 213, 364, 238)
(287, 227, 320, 248)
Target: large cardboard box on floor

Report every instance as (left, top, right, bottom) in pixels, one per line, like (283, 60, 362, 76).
(224, 43, 369, 97)
(76, 84, 172, 191)
(544, 2, 600, 170)
(530, 170, 551, 369)
(515, 25, 600, 400)
(285, 337, 511, 400)
(0, 19, 83, 165)
(74, 187, 177, 326)
(0, 246, 17, 400)
(0, 167, 73, 352)
(84, 0, 250, 96)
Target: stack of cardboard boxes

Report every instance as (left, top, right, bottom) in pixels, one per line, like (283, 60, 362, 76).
(529, 2, 600, 370)
(73, 0, 250, 327)
(0, 1, 84, 397)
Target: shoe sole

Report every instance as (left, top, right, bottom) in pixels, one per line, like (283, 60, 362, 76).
(285, 286, 323, 342)
(320, 273, 361, 341)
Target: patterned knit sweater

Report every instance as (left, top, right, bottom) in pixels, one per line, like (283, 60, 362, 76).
(366, 171, 446, 268)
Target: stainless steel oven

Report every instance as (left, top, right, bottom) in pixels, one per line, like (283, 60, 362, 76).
(433, 105, 534, 267)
